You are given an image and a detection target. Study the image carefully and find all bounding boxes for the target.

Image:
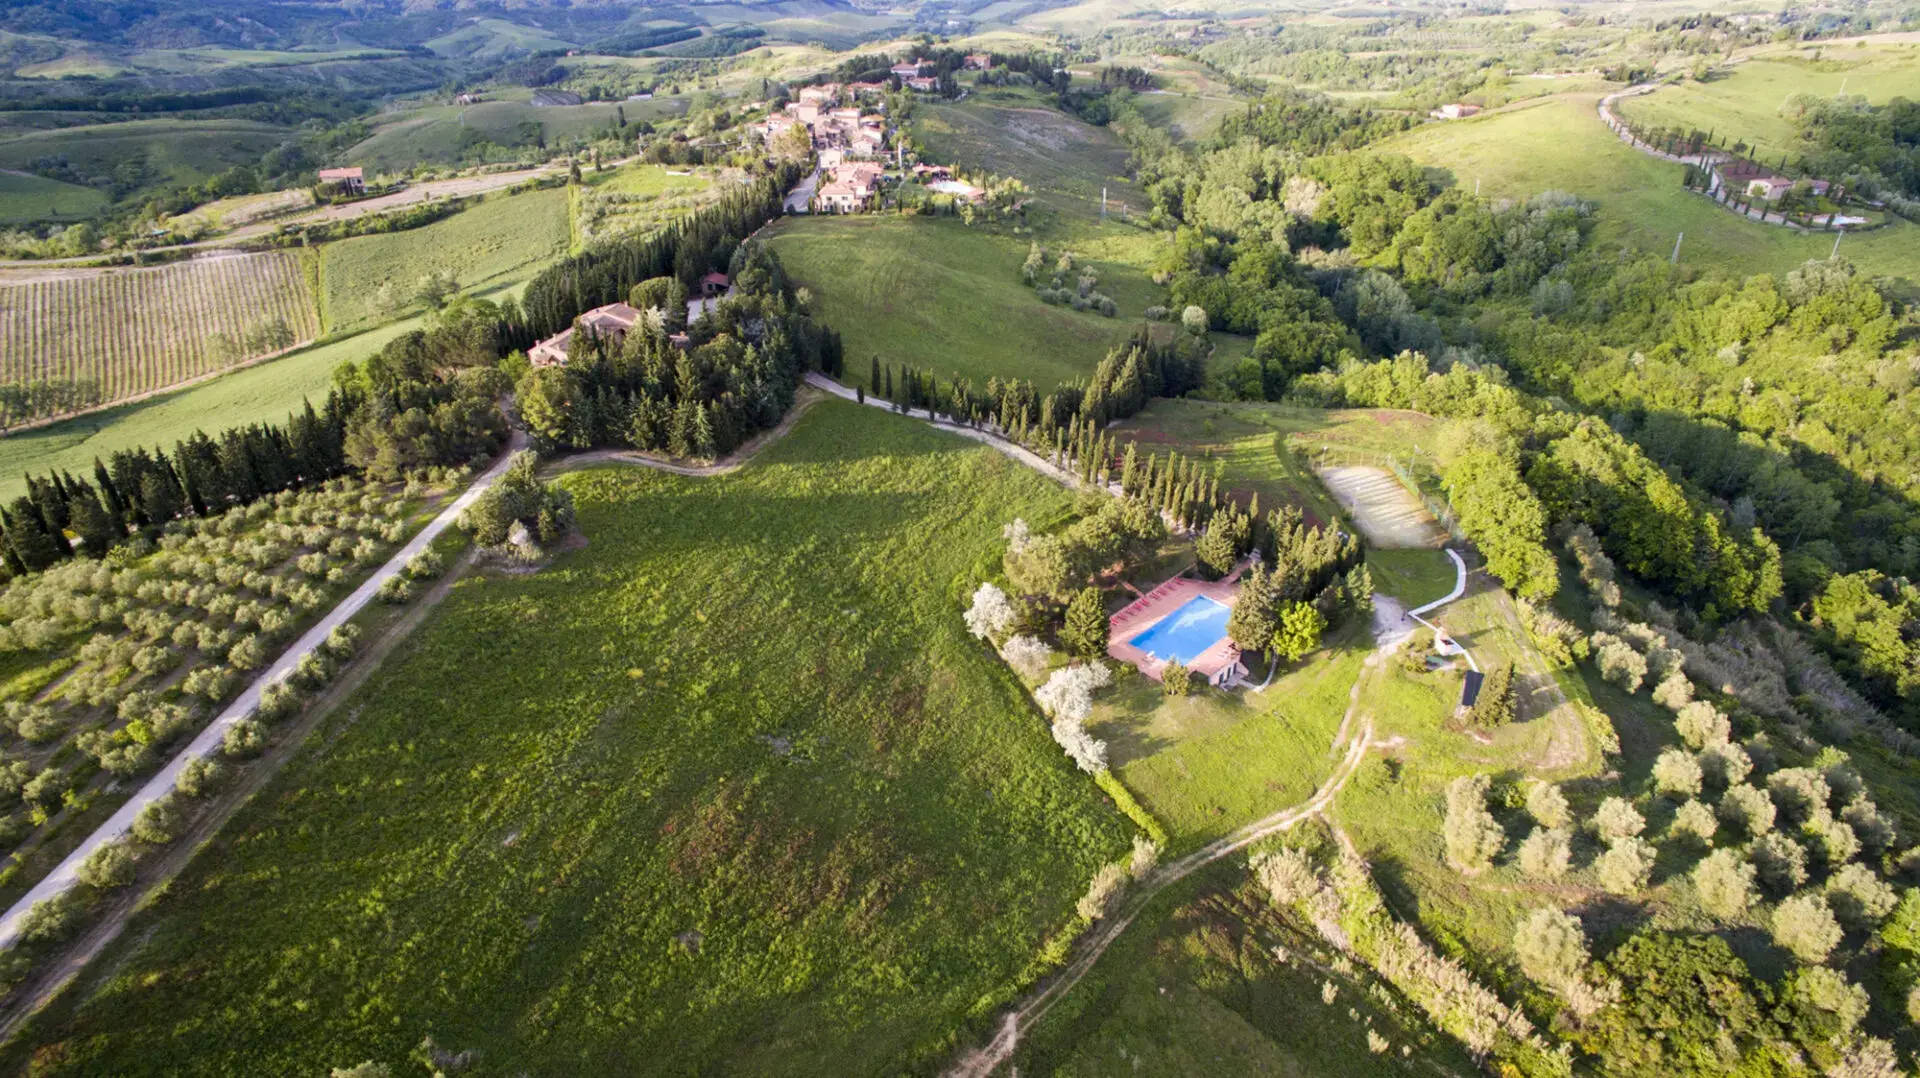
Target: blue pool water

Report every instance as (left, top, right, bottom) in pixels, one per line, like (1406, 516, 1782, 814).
(1128, 595, 1231, 663)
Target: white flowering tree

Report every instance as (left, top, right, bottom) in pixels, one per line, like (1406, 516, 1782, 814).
(963, 581, 1015, 641)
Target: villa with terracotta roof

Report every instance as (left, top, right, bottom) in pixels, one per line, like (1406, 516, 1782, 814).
(528, 302, 643, 368)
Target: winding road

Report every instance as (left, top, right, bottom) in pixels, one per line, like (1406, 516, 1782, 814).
(0, 432, 527, 950)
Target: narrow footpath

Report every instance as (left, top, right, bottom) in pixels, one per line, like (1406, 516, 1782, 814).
(0, 432, 527, 949)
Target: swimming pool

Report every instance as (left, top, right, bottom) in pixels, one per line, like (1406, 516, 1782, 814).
(1126, 595, 1232, 664)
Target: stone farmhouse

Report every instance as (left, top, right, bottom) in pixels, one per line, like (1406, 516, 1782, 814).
(751, 85, 891, 163)
(816, 163, 885, 213)
(317, 167, 365, 196)
(528, 302, 643, 368)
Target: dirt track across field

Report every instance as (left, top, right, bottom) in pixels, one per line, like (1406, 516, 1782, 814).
(1314, 464, 1447, 548)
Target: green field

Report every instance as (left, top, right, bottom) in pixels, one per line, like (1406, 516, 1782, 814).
(764, 215, 1160, 391)
(0, 120, 294, 207)
(913, 98, 1145, 226)
(1616, 49, 1920, 165)
(1012, 859, 1478, 1076)
(1091, 627, 1368, 843)
(346, 96, 688, 174)
(0, 318, 420, 502)
(6, 402, 1129, 1076)
(1108, 398, 1443, 526)
(1379, 93, 1920, 289)
(0, 168, 108, 223)
(318, 187, 571, 333)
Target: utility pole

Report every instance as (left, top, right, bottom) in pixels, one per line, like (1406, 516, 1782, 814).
(1474, 178, 1480, 196)
(1670, 232, 1683, 263)
(1832, 228, 1844, 259)
(1100, 185, 1107, 221)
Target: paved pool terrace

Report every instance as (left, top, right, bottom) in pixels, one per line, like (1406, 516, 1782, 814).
(1107, 576, 1244, 686)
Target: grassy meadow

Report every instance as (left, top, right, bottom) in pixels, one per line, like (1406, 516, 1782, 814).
(0, 120, 294, 207)
(1380, 93, 1920, 289)
(764, 215, 1159, 391)
(913, 97, 1145, 226)
(5, 402, 1131, 1076)
(317, 187, 570, 333)
(1012, 858, 1479, 1076)
(1615, 48, 1920, 164)
(0, 169, 107, 224)
(345, 95, 687, 174)
(1108, 397, 1442, 527)
(1089, 625, 1369, 844)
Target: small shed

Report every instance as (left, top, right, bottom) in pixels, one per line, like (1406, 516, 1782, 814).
(1459, 669, 1485, 710)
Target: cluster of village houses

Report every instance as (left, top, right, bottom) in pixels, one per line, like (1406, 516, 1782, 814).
(747, 57, 991, 214)
(523, 55, 1005, 369)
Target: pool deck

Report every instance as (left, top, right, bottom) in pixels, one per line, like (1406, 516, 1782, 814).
(1107, 576, 1243, 684)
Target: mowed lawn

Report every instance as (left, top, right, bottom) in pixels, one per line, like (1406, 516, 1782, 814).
(1089, 629, 1367, 844)
(765, 215, 1157, 390)
(9, 401, 1130, 1077)
(1380, 93, 1920, 289)
(318, 187, 571, 333)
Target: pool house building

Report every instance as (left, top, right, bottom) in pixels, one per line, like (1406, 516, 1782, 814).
(1107, 576, 1246, 687)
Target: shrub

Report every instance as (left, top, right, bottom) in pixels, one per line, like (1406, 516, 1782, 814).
(999, 635, 1051, 680)
(1719, 784, 1776, 837)
(377, 575, 415, 605)
(1526, 781, 1571, 829)
(1671, 799, 1718, 845)
(222, 718, 265, 758)
(1771, 891, 1843, 963)
(1750, 832, 1809, 891)
(1767, 768, 1832, 825)
(18, 895, 76, 945)
(1128, 836, 1160, 881)
(1693, 848, 1758, 918)
(176, 757, 224, 799)
(256, 681, 303, 723)
(406, 550, 444, 580)
(1517, 827, 1572, 879)
(1596, 837, 1655, 895)
(1443, 775, 1505, 874)
(324, 623, 361, 660)
(132, 795, 183, 845)
(1077, 862, 1128, 921)
(1254, 847, 1320, 905)
(1593, 796, 1646, 842)
(962, 582, 1015, 641)
(1653, 749, 1703, 799)
(78, 839, 137, 890)
(1825, 863, 1897, 927)
(1513, 907, 1591, 991)
(1161, 658, 1193, 697)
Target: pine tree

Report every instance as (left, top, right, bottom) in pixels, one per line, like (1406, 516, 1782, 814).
(1471, 663, 1516, 727)
(1061, 587, 1109, 658)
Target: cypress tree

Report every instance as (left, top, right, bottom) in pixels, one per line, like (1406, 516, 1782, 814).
(3, 498, 65, 571)
(883, 364, 893, 404)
